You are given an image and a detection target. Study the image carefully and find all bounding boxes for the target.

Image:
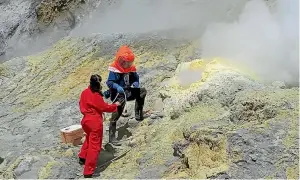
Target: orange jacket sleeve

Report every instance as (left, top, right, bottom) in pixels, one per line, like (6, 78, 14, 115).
(93, 93, 118, 113)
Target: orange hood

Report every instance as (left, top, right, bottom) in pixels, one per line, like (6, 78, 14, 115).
(108, 45, 137, 73)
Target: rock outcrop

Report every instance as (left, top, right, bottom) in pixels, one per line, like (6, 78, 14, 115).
(0, 0, 104, 62)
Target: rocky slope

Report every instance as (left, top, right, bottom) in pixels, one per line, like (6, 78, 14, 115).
(0, 33, 298, 179)
(0, 0, 298, 179)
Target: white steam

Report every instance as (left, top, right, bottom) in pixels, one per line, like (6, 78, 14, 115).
(201, 0, 299, 85)
(71, 0, 298, 85)
(70, 0, 250, 36)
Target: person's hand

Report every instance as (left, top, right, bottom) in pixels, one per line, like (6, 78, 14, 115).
(132, 82, 139, 88)
(117, 86, 124, 93)
(114, 101, 121, 106)
(118, 97, 125, 105)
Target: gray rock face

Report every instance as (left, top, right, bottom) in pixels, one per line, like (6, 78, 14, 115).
(0, 156, 4, 164)
(227, 123, 298, 179)
(172, 140, 190, 158)
(14, 156, 36, 177)
(135, 165, 169, 179)
(0, 0, 102, 62)
(0, 0, 39, 62)
(0, 100, 81, 161)
(209, 172, 231, 179)
(0, 32, 5, 56)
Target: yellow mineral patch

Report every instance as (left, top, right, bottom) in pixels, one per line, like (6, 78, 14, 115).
(185, 140, 228, 178)
(189, 59, 206, 70)
(286, 165, 299, 180)
(0, 156, 23, 179)
(63, 149, 74, 157)
(0, 64, 7, 76)
(165, 58, 236, 91)
(38, 161, 59, 179)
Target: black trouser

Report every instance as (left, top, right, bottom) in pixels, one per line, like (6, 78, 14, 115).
(109, 88, 147, 143)
(110, 87, 147, 122)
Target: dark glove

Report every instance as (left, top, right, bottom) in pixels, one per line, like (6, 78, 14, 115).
(132, 82, 139, 88)
(103, 90, 110, 99)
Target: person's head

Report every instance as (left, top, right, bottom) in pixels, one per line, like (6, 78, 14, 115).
(116, 45, 135, 69)
(90, 74, 102, 93)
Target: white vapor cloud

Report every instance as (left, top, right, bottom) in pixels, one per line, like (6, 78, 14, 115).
(201, 0, 299, 86)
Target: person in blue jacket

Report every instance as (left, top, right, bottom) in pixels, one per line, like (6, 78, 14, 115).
(105, 45, 147, 145)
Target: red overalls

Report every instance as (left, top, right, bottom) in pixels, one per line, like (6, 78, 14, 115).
(78, 86, 118, 175)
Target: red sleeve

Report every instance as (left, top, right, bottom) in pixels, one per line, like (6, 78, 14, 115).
(93, 93, 118, 113)
(79, 91, 86, 114)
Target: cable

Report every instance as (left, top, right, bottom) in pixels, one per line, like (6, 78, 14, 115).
(112, 93, 119, 103)
(111, 92, 128, 113)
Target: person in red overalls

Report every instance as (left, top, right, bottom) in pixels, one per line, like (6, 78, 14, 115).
(78, 74, 120, 178)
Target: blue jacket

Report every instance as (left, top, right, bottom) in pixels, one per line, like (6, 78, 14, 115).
(106, 71, 139, 90)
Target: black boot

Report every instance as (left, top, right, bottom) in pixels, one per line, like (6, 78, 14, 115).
(84, 174, 93, 178)
(109, 122, 121, 146)
(135, 88, 147, 121)
(135, 101, 144, 121)
(78, 157, 85, 165)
